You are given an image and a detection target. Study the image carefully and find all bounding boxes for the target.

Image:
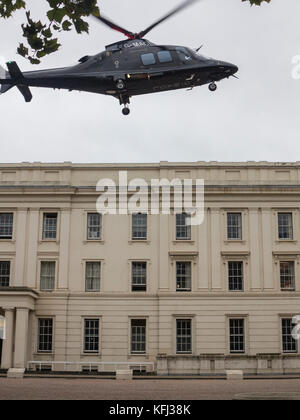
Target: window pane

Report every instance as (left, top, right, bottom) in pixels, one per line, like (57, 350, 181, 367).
(176, 262, 191, 291)
(0, 213, 13, 239)
(38, 318, 53, 352)
(176, 319, 192, 353)
(0, 261, 10, 287)
(131, 319, 146, 353)
(228, 261, 243, 291)
(176, 213, 191, 240)
(278, 213, 293, 240)
(87, 213, 102, 240)
(141, 53, 155, 66)
(132, 213, 147, 240)
(85, 262, 101, 292)
(132, 262, 147, 292)
(282, 319, 297, 353)
(227, 213, 242, 240)
(43, 213, 57, 240)
(280, 261, 295, 291)
(158, 51, 173, 63)
(84, 319, 99, 353)
(40, 261, 55, 291)
(229, 319, 245, 353)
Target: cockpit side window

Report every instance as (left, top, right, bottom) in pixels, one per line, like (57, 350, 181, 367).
(141, 53, 156, 66)
(157, 51, 173, 64)
(176, 47, 192, 63)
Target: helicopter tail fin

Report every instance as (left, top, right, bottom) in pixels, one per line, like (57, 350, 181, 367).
(0, 62, 32, 102)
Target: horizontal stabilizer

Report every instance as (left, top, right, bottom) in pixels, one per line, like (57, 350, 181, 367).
(0, 84, 13, 94)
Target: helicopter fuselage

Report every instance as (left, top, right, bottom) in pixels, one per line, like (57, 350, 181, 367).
(1, 40, 238, 100)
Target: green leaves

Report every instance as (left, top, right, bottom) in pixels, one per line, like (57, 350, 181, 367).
(0, 0, 25, 18)
(243, 0, 271, 4)
(0, 0, 100, 64)
(0, 0, 272, 65)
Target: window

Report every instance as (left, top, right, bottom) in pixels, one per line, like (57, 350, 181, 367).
(278, 213, 293, 240)
(131, 319, 146, 354)
(176, 319, 192, 354)
(38, 319, 53, 353)
(228, 261, 244, 291)
(0, 213, 13, 239)
(176, 47, 192, 63)
(84, 319, 99, 353)
(176, 213, 191, 240)
(87, 213, 102, 240)
(43, 213, 57, 240)
(132, 262, 147, 292)
(157, 51, 173, 63)
(280, 261, 295, 291)
(229, 319, 245, 353)
(85, 262, 101, 292)
(282, 318, 297, 353)
(40, 261, 55, 291)
(227, 213, 242, 240)
(0, 261, 10, 287)
(132, 213, 147, 240)
(141, 53, 156, 66)
(176, 262, 191, 291)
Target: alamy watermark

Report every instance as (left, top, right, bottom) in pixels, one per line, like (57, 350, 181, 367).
(95, 171, 205, 226)
(291, 55, 300, 80)
(292, 315, 300, 341)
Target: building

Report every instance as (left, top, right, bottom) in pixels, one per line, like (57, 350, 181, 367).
(0, 161, 300, 375)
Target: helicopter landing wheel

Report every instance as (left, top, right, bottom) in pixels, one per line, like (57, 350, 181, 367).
(116, 79, 125, 90)
(122, 106, 130, 116)
(209, 82, 217, 92)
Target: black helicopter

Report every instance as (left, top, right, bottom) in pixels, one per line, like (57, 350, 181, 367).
(0, 0, 238, 115)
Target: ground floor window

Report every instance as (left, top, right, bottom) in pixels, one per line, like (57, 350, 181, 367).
(38, 318, 53, 353)
(282, 318, 297, 353)
(131, 319, 146, 354)
(176, 319, 192, 354)
(229, 319, 245, 353)
(84, 319, 99, 353)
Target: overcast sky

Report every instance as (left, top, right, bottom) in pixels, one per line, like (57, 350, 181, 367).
(0, 0, 299, 163)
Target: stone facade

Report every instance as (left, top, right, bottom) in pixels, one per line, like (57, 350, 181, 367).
(0, 161, 300, 375)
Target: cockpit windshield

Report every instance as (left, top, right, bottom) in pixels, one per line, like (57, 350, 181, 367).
(194, 51, 213, 62)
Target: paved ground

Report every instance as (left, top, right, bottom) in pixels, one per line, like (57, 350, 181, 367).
(0, 377, 300, 400)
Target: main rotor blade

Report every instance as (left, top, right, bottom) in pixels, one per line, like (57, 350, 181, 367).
(138, 0, 201, 39)
(93, 14, 136, 39)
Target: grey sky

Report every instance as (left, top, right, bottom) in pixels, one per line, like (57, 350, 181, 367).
(0, 0, 299, 163)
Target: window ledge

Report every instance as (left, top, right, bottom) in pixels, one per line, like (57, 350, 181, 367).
(80, 353, 101, 357)
(172, 240, 195, 245)
(33, 352, 54, 356)
(128, 354, 149, 358)
(83, 240, 104, 244)
(224, 240, 246, 244)
(39, 240, 60, 245)
(128, 240, 150, 245)
(275, 240, 297, 244)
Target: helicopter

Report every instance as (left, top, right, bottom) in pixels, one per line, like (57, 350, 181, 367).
(0, 0, 238, 115)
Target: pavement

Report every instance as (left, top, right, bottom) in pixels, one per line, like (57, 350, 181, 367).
(0, 377, 300, 400)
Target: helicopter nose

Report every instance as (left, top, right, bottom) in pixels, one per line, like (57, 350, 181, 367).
(218, 61, 238, 76)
